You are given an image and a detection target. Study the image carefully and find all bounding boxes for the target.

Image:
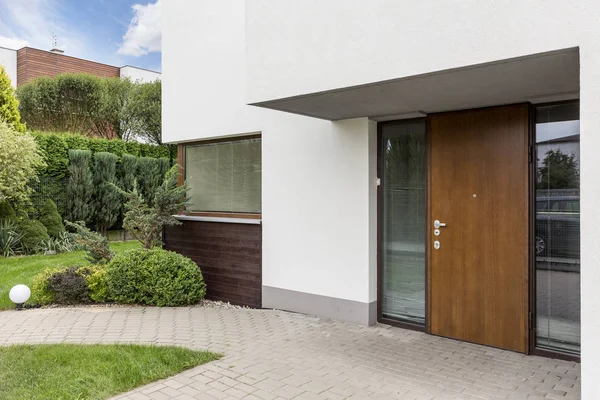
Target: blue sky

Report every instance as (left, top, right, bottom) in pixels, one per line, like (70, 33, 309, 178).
(0, 0, 161, 72)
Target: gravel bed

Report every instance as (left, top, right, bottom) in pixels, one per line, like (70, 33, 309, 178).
(35, 299, 246, 310)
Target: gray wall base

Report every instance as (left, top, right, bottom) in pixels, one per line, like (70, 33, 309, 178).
(262, 286, 377, 326)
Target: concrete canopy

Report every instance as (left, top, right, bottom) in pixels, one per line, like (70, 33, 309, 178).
(250, 48, 579, 121)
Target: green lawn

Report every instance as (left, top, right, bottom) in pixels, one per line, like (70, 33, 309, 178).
(0, 344, 220, 400)
(0, 241, 140, 310)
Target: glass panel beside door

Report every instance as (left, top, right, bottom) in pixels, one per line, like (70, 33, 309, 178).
(535, 102, 580, 354)
(381, 120, 426, 325)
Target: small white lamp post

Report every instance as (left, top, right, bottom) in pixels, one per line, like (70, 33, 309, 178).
(9, 284, 31, 310)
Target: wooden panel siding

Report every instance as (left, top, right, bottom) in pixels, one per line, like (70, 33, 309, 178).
(164, 220, 262, 308)
(17, 47, 120, 85)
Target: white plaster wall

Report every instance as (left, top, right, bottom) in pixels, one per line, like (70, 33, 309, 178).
(163, 0, 375, 304)
(245, 0, 594, 103)
(120, 66, 161, 83)
(0, 47, 17, 87)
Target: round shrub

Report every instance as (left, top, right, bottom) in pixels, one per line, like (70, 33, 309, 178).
(47, 266, 90, 304)
(18, 219, 49, 253)
(105, 248, 206, 306)
(39, 199, 65, 238)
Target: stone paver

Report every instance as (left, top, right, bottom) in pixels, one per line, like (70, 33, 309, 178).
(0, 307, 580, 399)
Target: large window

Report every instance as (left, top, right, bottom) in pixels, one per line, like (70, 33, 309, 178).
(380, 120, 426, 325)
(535, 102, 580, 354)
(184, 137, 261, 213)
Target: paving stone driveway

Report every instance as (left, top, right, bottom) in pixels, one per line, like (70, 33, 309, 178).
(0, 306, 580, 400)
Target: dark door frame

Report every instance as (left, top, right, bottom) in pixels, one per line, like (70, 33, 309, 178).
(376, 103, 580, 362)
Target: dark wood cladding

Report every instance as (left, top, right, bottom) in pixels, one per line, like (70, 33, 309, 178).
(17, 47, 120, 86)
(164, 220, 262, 308)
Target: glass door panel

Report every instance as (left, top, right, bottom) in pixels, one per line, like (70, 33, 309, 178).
(381, 120, 426, 324)
(535, 102, 580, 354)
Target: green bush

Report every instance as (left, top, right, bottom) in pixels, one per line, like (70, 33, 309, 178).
(65, 221, 112, 264)
(39, 199, 64, 238)
(106, 248, 206, 306)
(40, 231, 78, 254)
(32, 266, 101, 305)
(0, 220, 23, 257)
(31, 267, 63, 305)
(17, 219, 49, 253)
(81, 265, 110, 303)
(47, 266, 90, 304)
(0, 201, 16, 221)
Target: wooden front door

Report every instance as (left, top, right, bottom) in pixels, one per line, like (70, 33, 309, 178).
(428, 105, 529, 353)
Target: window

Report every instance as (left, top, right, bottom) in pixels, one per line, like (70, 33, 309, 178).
(380, 120, 426, 325)
(535, 102, 580, 354)
(184, 137, 261, 213)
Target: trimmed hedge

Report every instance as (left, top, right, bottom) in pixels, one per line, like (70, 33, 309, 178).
(31, 131, 176, 179)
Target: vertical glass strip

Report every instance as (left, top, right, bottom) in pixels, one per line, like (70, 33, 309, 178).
(535, 102, 580, 354)
(381, 120, 426, 324)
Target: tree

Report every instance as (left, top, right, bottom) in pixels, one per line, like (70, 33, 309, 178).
(136, 157, 161, 205)
(94, 77, 138, 140)
(0, 67, 25, 132)
(65, 149, 94, 223)
(65, 220, 112, 264)
(92, 152, 120, 234)
(128, 80, 162, 144)
(17, 73, 162, 142)
(114, 165, 188, 249)
(538, 149, 580, 189)
(18, 73, 104, 134)
(0, 122, 45, 203)
(39, 199, 65, 238)
(120, 153, 138, 192)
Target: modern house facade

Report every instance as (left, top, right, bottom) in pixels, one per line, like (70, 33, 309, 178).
(0, 45, 160, 87)
(163, 1, 597, 396)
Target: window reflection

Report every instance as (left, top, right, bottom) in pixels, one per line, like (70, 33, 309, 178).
(381, 121, 426, 324)
(535, 102, 580, 354)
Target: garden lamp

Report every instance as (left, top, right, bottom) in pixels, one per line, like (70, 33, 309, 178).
(9, 284, 31, 310)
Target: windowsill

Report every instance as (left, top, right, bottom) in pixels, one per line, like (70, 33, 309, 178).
(173, 214, 261, 225)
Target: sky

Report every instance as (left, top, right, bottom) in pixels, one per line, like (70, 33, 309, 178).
(0, 0, 161, 72)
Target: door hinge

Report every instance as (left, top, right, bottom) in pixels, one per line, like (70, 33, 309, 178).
(528, 146, 533, 164)
(376, 178, 381, 186)
(528, 311, 533, 329)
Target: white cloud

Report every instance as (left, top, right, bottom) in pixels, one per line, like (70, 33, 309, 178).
(0, 0, 85, 55)
(118, 0, 161, 57)
(0, 35, 28, 50)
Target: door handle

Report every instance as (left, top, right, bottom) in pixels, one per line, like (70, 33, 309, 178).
(434, 220, 446, 229)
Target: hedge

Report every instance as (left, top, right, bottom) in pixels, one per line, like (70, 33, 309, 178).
(31, 131, 176, 179)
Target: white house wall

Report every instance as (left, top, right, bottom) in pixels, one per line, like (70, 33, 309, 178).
(163, 0, 378, 323)
(245, 0, 591, 103)
(120, 66, 161, 83)
(0, 46, 17, 87)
